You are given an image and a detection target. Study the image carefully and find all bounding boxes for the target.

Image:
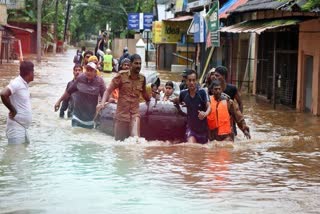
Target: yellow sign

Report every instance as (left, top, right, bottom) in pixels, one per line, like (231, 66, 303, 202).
(175, 0, 184, 12)
(152, 21, 191, 44)
(152, 21, 163, 44)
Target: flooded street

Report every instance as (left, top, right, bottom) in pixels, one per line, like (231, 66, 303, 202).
(0, 50, 319, 213)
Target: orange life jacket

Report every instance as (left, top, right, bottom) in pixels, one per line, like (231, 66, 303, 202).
(207, 96, 232, 135)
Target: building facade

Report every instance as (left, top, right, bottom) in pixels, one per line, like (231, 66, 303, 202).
(220, 0, 320, 115)
(296, 18, 320, 115)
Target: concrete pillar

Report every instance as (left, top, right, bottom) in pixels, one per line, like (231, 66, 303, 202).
(136, 38, 145, 67)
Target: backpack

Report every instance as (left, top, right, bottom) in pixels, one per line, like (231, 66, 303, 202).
(73, 52, 82, 64)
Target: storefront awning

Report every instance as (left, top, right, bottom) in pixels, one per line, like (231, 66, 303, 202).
(3, 24, 34, 33)
(220, 19, 302, 34)
(164, 15, 193, 22)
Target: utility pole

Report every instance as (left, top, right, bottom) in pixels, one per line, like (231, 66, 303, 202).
(63, 0, 71, 43)
(272, 34, 277, 109)
(54, 0, 59, 54)
(37, 0, 43, 62)
(154, 0, 158, 21)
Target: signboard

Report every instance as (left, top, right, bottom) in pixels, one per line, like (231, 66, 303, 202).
(128, 13, 140, 30)
(152, 20, 191, 44)
(193, 13, 206, 43)
(188, 0, 211, 10)
(152, 21, 162, 43)
(143, 13, 153, 31)
(175, 0, 188, 12)
(206, 1, 220, 47)
(139, 13, 144, 30)
(128, 13, 153, 31)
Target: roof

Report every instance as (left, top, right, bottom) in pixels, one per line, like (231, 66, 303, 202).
(164, 15, 193, 22)
(219, 18, 302, 34)
(3, 24, 34, 33)
(219, 0, 248, 19)
(232, 0, 306, 13)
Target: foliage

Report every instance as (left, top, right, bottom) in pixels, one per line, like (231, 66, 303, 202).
(7, 0, 154, 42)
(7, 0, 37, 23)
(7, 0, 67, 40)
(301, 0, 320, 11)
(69, 0, 154, 42)
(277, 0, 320, 11)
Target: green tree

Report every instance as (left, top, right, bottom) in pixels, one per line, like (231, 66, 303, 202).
(69, 0, 154, 42)
(7, 0, 67, 40)
(8, 0, 155, 42)
(278, 0, 320, 11)
(302, 0, 320, 11)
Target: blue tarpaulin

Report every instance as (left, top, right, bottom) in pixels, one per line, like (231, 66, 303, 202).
(193, 13, 206, 43)
(219, 0, 238, 14)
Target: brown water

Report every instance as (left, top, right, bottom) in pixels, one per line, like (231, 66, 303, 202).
(0, 50, 319, 213)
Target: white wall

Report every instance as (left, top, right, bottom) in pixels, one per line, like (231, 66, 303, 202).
(157, 4, 174, 21)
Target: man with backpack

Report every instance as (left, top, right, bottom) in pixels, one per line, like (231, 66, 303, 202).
(73, 49, 83, 64)
(95, 31, 108, 61)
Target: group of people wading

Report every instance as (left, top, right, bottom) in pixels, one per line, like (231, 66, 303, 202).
(173, 67, 251, 144)
(0, 47, 251, 145)
(53, 47, 251, 144)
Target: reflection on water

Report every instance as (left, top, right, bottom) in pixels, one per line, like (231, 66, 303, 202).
(0, 51, 319, 213)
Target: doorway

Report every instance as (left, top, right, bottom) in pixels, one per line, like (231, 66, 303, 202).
(304, 55, 313, 112)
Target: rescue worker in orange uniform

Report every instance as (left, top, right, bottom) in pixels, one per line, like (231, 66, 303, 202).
(207, 80, 251, 141)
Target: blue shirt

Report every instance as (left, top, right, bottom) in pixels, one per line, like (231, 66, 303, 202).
(179, 88, 209, 134)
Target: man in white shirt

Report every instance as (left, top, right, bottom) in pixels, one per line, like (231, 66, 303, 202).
(1, 61, 34, 144)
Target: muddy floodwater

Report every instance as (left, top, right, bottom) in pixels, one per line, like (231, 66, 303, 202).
(0, 50, 319, 213)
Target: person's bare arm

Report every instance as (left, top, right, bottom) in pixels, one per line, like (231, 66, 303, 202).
(141, 78, 151, 103)
(170, 97, 179, 104)
(229, 100, 250, 139)
(0, 87, 16, 118)
(54, 91, 70, 112)
(102, 83, 115, 104)
(205, 102, 211, 116)
(198, 101, 211, 120)
(142, 91, 151, 103)
(97, 39, 103, 50)
(234, 91, 243, 113)
(54, 80, 78, 112)
(96, 81, 116, 112)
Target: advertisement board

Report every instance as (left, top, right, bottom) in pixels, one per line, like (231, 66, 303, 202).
(128, 13, 153, 31)
(193, 13, 206, 43)
(153, 20, 190, 44)
(128, 13, 140, 30)
(187, 0, 211, 10)
(143, 13, 153, 31)
(206, 1, 220, 47)
(175, 0, 188, 12)
(152, 21, 162, 43)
